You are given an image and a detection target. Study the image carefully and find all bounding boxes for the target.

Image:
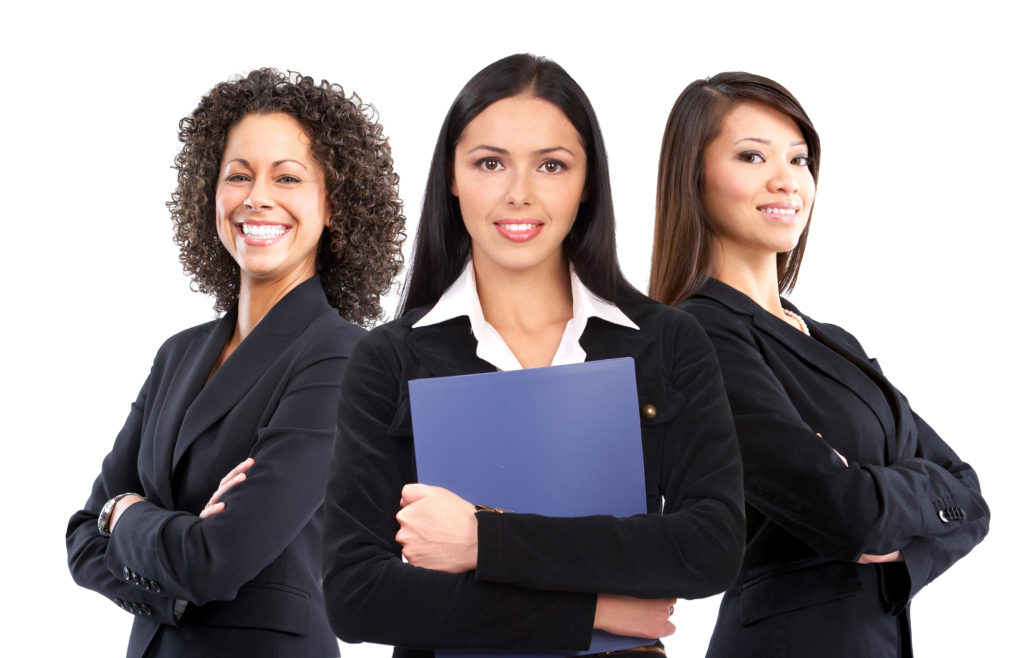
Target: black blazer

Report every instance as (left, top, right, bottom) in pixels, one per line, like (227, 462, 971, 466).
(682, 279, 989, 658)
(322, 301, 745, 658)
(66, 277, 363, 658)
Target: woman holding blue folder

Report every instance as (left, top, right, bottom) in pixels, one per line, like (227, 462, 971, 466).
(323, 54, 745, 657)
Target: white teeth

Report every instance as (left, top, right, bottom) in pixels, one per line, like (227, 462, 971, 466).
(502, 223, 537, 232)
(241, 223, 287, 238)
(761, 207, 797, 215)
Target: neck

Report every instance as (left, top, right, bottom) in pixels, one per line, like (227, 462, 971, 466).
(473, 255, 573, 334)
(236, 270, 312, 340)
(712, 242, 786, 318)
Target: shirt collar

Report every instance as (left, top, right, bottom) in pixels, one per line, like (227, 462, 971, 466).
(413, 259, 638, 370)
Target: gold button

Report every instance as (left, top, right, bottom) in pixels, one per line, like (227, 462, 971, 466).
(641, 404, 657, 420)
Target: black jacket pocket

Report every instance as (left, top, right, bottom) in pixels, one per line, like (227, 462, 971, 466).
(740, 561, 862, 626)
(188, 581, 311, 636)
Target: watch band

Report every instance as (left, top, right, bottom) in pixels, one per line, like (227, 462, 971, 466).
(97, 492, 146, 537)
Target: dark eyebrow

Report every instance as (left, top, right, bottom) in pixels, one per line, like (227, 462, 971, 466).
(465, 145, 576, 157)
(466, 145, 509, 155)
(224, 158, 310, 171)
(733, 138, 807, 147)
(538, 146, 575, 157)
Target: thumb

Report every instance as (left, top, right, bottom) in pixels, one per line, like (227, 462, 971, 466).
(400, 483, 434, 506)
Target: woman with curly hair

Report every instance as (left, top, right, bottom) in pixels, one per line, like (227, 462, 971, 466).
(66, 67, 404, 658)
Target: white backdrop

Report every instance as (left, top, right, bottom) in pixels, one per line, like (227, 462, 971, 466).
(3, 1, 1019, 656)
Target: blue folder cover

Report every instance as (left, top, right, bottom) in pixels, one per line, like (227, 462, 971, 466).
(409, 357, 649, 658)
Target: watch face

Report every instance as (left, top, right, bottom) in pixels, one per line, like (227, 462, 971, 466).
(98, 497, 116, 536)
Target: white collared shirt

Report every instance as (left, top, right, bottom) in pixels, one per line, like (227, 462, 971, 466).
(413, 260, 639, 371)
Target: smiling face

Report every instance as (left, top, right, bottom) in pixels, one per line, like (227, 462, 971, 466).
(450, 94, 587, 279)
(701, 102, 816, 265)
(215, 112, 330, 290)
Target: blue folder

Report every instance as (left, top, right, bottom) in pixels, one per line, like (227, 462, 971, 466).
(409, 357, 649, 658)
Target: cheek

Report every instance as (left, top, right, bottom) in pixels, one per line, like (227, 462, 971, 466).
(702, 165, 751, 226)
(214, 186, 241, 223)
(453, 175, 492, 227)
(801, 174, 816, 208)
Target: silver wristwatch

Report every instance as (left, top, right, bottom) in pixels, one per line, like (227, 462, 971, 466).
(98, 493, 145, 537)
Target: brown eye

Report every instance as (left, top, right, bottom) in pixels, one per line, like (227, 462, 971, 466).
(477, 158, 502, 171)
(541, 160, 566, 174)
(738, 152, 765, 164)
(792, 156, 810, 166)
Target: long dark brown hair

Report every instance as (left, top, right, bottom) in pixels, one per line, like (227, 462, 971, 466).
(399, 54, 646, 314)
(649, 72, 820, 306)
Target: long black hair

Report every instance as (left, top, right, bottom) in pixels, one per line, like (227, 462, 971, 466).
(399, 54, 646, 314)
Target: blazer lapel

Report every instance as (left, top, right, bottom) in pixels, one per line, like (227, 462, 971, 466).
(697, 280, 898, 452)
(580, 315, 655, 363)
(406, 317, 496, 378)
(171, 277, 329, 472)
(145, 313, 234, 506)
(802, 319, 911, 464)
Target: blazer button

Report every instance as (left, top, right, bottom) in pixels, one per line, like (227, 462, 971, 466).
(938, 509, 951, 523)
(152, 581, 162, 593)
(122, 566, 132, 580)
(641, 404, 658, 421)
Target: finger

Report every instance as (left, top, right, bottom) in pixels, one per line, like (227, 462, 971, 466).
(400, 483, 434, 505)
(207, 473, 247, 508)
(199, 502, 226, 519)
(220, 458, 255, 487)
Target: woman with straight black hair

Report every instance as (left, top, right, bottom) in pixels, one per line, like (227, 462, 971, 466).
(323, 54, 745, 657)
(649, 72, 989, 657)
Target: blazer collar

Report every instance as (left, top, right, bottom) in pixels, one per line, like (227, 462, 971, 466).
(407, 315, 496, 378)
(404, 303, 656, 377)
(170, 276, 332, 472)
(694, 278, 898, 444)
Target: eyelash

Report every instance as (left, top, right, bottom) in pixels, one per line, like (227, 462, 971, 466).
(224, 174, 302, 183)
(475, 157, 504, 172)
(737, 152, 811, 166)
(472, 158, 569, 173)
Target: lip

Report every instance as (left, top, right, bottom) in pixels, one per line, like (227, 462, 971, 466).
(756, 202, 802, 222)
(494, 218, 542, 243)
(235, 221, 292, 246)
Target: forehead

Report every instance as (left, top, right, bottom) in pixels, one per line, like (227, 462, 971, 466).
(717, 102, 804, 143)
(457, 95, 584, 152)
(223, 112, 314, 155)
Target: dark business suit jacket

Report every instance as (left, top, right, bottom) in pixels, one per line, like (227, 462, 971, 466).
(67, 277, 363, 658)
(322, 301, 745, 658)
(681, 279, 989, 658)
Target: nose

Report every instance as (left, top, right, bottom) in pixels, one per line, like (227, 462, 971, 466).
(505, 169, 531, 207)
(245, 177, 273, 211)
(767, 161, 799, 195)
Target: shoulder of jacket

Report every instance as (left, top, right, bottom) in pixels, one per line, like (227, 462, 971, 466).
(679, 296, 748, 329)
(153, 318, 219, 359)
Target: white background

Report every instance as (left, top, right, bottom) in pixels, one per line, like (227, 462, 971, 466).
(3, 1, 1019, 655)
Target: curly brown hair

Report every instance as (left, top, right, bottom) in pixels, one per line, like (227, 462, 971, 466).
(169, 68, 405, 326)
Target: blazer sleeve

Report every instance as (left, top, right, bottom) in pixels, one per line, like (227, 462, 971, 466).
(833, 325, 990, 601)
(322, 330, 597, 651)
(473, 311, 745, 600)
(68, 328, 349, 608)
(66, 369, 181, 626)
(690, 304, 988, 569)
